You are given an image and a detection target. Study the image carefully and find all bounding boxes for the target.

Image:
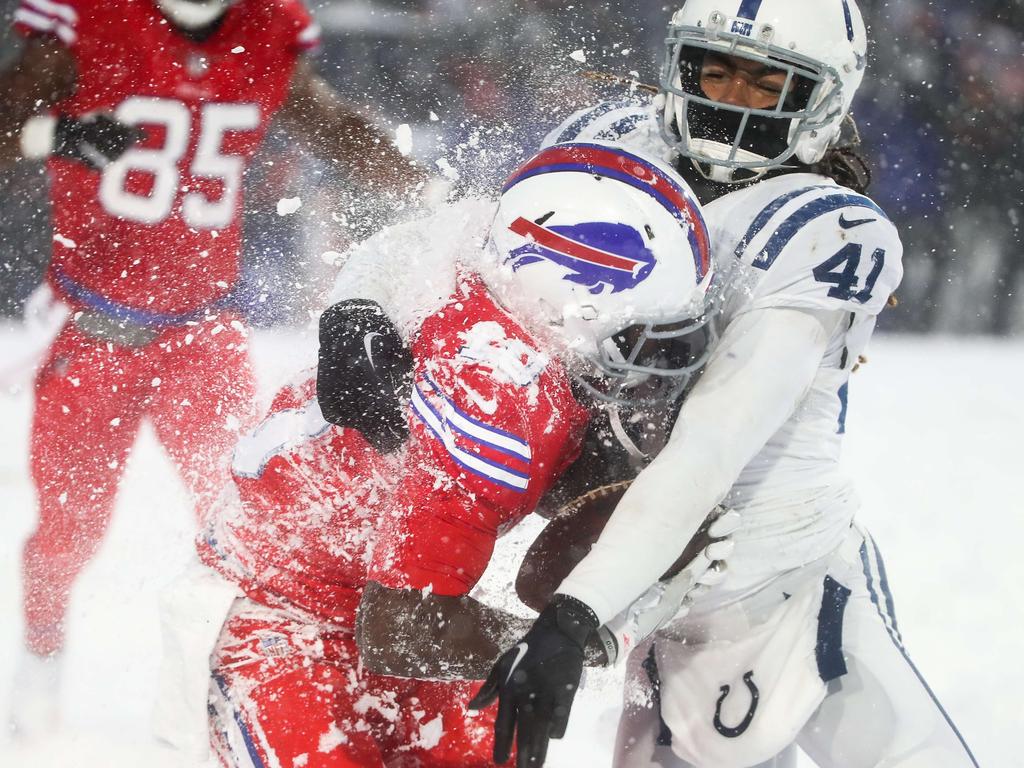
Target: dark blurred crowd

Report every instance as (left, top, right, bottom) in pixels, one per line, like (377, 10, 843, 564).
(1, 0, 1021, 333)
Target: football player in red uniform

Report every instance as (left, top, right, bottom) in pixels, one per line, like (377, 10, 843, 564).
(0, 0, 427, 731)
(197, 143, 715, 767)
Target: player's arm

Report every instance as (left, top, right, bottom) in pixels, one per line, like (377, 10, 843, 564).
(276, 59, 428, 198)
(557, 305, 846, 623)
(357, 582, 534, 679)
(0, 38, 76, 165)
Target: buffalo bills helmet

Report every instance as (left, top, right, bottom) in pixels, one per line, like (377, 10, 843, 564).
(155, 0, 236, 30)
(483, 141, 715, 406)
(660, 0, 868, 182)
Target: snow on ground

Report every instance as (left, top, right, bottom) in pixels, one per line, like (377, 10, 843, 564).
(0, 326, 1021, 767)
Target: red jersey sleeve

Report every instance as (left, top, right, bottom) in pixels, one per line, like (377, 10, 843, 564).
(13, 0, 83, 47)
(275, 0, 320, 52)
(368, 284, 590, 596)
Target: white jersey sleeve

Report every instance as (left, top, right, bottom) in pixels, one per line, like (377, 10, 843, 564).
(541, 96, 667, 158)
(328, 198, 496, 340)
(712, 176, 904, 318)
(558, 306, 839, 624)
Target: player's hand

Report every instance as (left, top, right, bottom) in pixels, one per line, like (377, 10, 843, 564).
(317, 299, 412, 453)
(468, 595, 599, 767)
(53, 113, 145, 169)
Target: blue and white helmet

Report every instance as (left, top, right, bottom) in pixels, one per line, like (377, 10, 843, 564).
(661, 0, 868, 182)
(483, 141, 714, 405)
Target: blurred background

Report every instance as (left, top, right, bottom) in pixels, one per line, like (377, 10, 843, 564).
(0, 0, 1021, 332)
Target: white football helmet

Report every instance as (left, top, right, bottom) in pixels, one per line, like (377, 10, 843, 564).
(483, 141, 715, 406)
(155, 0, 236, 30)
(660, 0, 868, 182)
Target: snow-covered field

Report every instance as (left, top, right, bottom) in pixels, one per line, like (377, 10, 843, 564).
(0, 326, 1021, 767)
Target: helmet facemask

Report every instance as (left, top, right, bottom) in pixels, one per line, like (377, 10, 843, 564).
(661, 22, 842, 183)
(574, 311, 717, 408)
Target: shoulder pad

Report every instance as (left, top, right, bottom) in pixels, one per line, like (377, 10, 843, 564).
(735, 186, 903, 316)
(542, 97, 656, 148)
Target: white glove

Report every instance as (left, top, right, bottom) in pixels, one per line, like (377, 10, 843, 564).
(596, 509, 741, 664)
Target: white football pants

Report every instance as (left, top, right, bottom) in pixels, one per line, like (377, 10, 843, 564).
(613, 525, 978, 768)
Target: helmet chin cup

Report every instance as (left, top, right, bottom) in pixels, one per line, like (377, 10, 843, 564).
(687, 137, 772, 183)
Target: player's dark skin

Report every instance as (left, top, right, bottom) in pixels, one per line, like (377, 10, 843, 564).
(0, 35, 425, 194)
(700, 50, 790, 110)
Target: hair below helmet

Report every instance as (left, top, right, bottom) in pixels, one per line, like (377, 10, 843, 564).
(483, 141, 715, 407)
(660, 0, 868, 183)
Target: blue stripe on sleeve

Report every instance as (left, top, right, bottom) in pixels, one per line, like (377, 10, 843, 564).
(594, 112, 648, 141)
(556, 100, 634, 143)
(751, 194, 888, 270)
(734, 185, 835, 259)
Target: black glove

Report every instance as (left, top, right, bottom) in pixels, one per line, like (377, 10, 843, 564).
(317, 299, 412, 454)
(468, 595, 600, 767)
(53, 113, 145, 169)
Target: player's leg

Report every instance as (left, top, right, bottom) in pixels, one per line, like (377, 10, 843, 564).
(796, 528, 979, 768)
(208, 599, 386, 768)
(21, 323, 147, 657)
(148, 315, 257, 522)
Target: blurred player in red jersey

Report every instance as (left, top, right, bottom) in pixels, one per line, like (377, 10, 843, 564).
(197, 144, 715, 767)
(0, 0, 429, 732)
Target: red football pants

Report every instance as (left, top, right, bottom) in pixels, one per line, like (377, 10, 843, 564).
(23, 315, 256, 656)
(209, 600, 500, 768)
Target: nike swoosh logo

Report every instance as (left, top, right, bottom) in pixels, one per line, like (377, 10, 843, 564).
(505, 642, 529, 684)
(838, 213, 876, 229)
(363, 331, 382, 372)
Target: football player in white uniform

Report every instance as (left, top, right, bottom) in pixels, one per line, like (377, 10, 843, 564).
(470, 1, 980, 767)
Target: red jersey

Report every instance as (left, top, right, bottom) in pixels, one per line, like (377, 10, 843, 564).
(15, 0, 318, 320)
(198, 277, 590, 626)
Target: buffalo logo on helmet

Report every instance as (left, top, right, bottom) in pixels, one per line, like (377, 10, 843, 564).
(505, 216, 656, 295)
(501, 143, 710, 289)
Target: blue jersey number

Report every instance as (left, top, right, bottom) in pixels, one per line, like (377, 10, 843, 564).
(813, 243, 886, 303)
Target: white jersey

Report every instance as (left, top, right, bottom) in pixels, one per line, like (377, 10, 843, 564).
(548, 99, 903, 606)
(548, 102, 977, 768)
(709, 172, 902, 577)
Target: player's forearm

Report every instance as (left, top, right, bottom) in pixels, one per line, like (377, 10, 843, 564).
(356, 581, 533, 679)
(557, 307, 841, 623)
(0, 39, 76, 165)
(279, 61, 426, 198)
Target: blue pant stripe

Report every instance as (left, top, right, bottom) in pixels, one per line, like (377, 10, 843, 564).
(869, 536, 904, 644)
(213, 673, 268, 768)
(858, 541, 979, 767)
